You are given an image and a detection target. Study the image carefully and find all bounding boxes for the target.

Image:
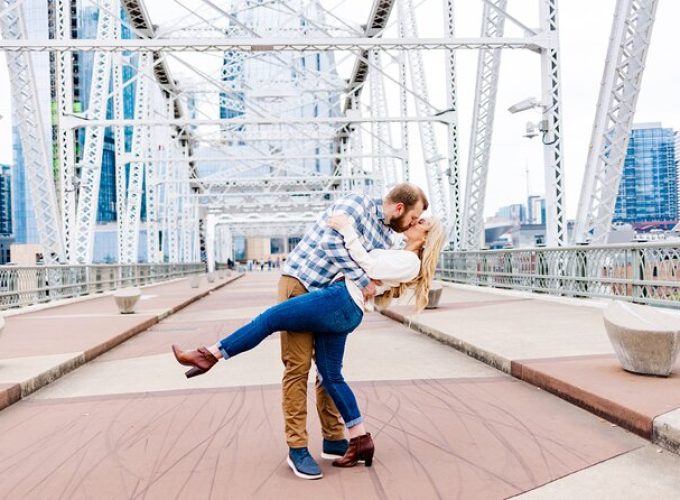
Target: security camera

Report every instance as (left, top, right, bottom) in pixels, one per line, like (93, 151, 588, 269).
(508, 97, 541, 114)
(523, 121, 539, 139)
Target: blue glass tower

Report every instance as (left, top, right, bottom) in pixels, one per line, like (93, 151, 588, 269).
(614, 123, 678, 224)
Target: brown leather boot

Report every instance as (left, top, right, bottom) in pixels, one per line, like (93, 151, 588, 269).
(171, 344, 218, 378)
(332, 433, 374, 467)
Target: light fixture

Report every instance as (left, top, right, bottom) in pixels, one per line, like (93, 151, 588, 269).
(508, 97, 543, 114)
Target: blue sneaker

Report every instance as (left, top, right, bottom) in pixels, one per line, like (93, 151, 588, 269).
(287, 447, 323, 480)
(321, 438, 349, 460)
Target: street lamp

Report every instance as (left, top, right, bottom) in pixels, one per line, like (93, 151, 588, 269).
(508, 97, 555, 145)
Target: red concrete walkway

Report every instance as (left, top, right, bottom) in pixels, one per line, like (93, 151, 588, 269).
(2, 272, 676, 499)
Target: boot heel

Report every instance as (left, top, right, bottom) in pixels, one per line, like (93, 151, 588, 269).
(364, 452, 374, 467)
(185, 367, 205, 378)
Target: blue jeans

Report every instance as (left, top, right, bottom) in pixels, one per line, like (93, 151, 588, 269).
(218, 281, 365, 427)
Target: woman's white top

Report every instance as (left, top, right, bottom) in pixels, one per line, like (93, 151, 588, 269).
(337, 224, 420, 311)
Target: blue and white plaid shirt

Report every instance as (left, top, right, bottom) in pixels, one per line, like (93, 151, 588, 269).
(283, 194, 395, 291)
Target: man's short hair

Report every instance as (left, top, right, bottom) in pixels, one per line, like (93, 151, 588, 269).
(386, 183, 429, 211)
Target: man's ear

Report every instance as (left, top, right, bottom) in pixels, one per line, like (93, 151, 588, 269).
(394, 202, 405, 216)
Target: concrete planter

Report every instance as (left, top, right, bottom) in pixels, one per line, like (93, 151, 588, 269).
(113, 287, 141, 314)
(603, 301, 680, 376)
(426, 284, 443, 309)
(189, 275, 201, 288)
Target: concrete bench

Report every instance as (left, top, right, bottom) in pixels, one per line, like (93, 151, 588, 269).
(189, 275, 201, 288)
(426, 284, 443, 309)
(603, 301, 680, 376)
(113, 287, 141, 314)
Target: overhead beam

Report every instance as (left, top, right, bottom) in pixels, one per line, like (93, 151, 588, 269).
(0, 36, 551, 52)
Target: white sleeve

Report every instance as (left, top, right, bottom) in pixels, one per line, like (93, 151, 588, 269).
(337, 224, 375, 272)
(338, 224, 420, 282)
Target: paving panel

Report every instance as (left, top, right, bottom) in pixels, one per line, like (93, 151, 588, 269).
(2, 273, 677, 499)
(511, 354, 680, 438)
(0, 379, 645, 500)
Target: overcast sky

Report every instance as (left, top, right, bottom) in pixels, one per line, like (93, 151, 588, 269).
(0, 0, 678, 219)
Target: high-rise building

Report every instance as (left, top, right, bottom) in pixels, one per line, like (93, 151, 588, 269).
(0, 164, 14, 264)
(527, 195, 546, 225)
(495, 203, 525, 224)
(614, 123, 678, 224)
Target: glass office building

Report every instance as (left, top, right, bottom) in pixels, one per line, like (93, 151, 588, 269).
(614, 123, 678, 224)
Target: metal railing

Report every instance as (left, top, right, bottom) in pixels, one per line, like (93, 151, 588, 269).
(437, 241, 680, 308)
(0, 263, 206, 310)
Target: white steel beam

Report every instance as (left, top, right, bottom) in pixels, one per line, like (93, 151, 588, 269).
(0, 0, 64, 262)
(461, 0, 507, 250)
(540, 0, 566, 247)
(119, 52, 151, 264)
(54, 0, 76, 262)
(61, 114, 457, 128)
(0, 36, 551, 52)
(444, 0, 460, 248)
(574, 0, 659, 244)
(401, 0, 450, 222)
(72, 0, 115, 263)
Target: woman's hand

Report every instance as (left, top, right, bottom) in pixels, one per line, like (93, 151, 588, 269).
(327, 214, 349, 230)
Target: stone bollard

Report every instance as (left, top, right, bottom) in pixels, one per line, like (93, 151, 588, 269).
(218, 271, 226, 279)
(603, 301, 680, 376)
(206, 272, 216, 283)
(190, 275, 201, 288)
(425, 284, 443, 309)
(113, 287, 142, 314)
(0, 315, 5, 338)
(226, 270, 233, 277)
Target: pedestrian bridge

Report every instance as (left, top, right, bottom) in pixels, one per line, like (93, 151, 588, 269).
(1, 269, 680, 498)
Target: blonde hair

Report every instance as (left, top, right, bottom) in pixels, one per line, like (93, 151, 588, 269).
(375, 217, 447, 312)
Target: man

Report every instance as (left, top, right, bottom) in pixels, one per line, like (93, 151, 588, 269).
(279, 183, 428, 479)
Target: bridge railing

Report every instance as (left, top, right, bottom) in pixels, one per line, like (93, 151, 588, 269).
(437, 242, 680, 308)
(0, 263, 205, 310)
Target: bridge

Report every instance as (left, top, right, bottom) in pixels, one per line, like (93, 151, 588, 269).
(0, 271, 679, 499)
(0, 0, 679, 498)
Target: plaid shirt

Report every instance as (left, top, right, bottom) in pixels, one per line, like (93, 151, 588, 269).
(283, 194, 394, 291)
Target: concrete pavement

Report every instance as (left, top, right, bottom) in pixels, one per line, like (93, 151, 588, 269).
(0, 272, 243, 411)
(1, 272, 679, 498)
(383, 281, 680, 452)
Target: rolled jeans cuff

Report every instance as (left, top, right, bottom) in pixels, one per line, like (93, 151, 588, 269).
(218, 344, 231, 360)
(344, 415, 364, 428)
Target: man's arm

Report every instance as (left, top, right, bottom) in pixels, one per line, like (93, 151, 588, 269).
(318, 195, 371, 289)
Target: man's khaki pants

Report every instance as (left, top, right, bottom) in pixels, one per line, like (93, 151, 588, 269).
(278, 275, 346, 448)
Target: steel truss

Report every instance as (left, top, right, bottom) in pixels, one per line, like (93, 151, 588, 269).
(0, 0, 64, 262)
(461, 0, 507, 250)
(574, 0, 659, 244)
(0, 36, 550, 52)
(7, 0, 647, 265)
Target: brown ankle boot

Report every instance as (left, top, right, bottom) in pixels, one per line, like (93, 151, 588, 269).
(172, 344, 218, 378)
(332, 433, 374, 468)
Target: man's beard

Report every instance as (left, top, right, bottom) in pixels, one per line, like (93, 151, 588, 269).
(388, 213, 411, 233)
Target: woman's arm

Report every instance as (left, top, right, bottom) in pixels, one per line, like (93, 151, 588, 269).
(327, 215, 419, 282)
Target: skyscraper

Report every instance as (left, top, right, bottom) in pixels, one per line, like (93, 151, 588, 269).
(0, 164, 13, 264)
(614, 123, 678, 224)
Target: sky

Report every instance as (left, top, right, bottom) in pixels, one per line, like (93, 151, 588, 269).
(0, 0, 678, 219)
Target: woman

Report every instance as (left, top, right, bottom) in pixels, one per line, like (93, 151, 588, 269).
(172, 215, 447, 468)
